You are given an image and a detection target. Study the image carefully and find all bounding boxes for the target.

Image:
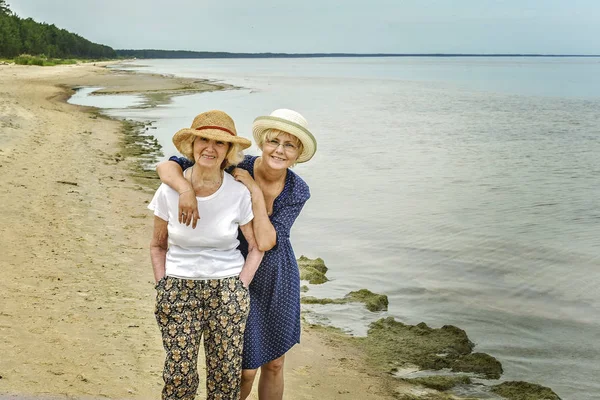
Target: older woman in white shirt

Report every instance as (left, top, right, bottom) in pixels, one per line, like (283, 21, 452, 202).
(149, 110, 263, 400)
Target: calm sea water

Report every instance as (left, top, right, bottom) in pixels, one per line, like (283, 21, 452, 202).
(71, 57, 600, 399)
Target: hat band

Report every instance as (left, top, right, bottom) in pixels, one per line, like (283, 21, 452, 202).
(195, 126, 235, 136)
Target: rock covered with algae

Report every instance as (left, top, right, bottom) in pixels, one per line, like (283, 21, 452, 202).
(345, 289, 389, 311)
(344, 289, 389, 312)
(295, 258, 561, 398)
(491, 381, 561, 400)
(403, 375, 472, 391)
(301, 289, 389, 312)
(301, 296, 337, 305)
(360, 317, 503, 379)
(297, 255, 328, 284)
(296, 257, 388, 311)
(295, 256, 560, 397)
(452, 352, 503, 379)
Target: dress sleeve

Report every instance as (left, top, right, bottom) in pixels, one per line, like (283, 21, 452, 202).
(168, 156, 194, 170)
(269, 184, 310, 250)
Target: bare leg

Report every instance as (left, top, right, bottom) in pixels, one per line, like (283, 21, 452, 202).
(241, 368, 258, 400)
(258, 355, 285, 400)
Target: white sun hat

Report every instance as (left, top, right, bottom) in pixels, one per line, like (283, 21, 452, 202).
(252, 109, 317, 163)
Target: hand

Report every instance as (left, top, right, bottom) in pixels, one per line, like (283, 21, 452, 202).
(238, 269, 254, 289)
(178, 190, 200, 228)
(232, 168, 259, 194)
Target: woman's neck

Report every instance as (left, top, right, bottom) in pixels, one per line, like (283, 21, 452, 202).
(189, 165, 223, 189)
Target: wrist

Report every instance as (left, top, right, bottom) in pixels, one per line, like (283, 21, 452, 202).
(179, 188, 193, 196)
(250, 185, 262, 197)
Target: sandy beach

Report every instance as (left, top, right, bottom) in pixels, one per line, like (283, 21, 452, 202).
(0, 63, 415, 400)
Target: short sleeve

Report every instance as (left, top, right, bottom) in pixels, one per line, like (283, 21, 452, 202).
(270, 197, 308, 238)
(148, 184, 170, 222)
(238, 188, 254, 226)
(269, 178, 310, 251)
(169, 156, 194, 170)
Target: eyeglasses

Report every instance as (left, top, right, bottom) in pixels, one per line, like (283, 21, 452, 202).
(264, 139, 299, 153)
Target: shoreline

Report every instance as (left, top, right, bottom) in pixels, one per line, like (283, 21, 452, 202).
(0, 63, 563, 400)
(0, 63, 403, 400)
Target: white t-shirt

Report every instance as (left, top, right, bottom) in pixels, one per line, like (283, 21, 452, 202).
(148, 172, 253, 280)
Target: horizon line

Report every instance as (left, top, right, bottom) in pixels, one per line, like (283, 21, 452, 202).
(115, 49, 600, 58)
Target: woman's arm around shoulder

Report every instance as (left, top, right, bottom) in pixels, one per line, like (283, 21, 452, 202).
(156, 157, 199, 228)
(232, 168, 277, 252)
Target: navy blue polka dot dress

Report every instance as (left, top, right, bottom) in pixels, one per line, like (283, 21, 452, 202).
(170, 155, 310, 370)
(236, 156, 310, 369)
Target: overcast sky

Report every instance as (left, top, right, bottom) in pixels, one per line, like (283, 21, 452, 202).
(7, 0, 600, 54)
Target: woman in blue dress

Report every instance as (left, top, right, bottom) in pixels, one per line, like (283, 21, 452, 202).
(156, 109, 317, 400)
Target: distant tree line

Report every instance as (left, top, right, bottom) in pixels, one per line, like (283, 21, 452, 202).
(116, 49, 599, 60)
(0, 0, 116, 59)
(115, 49, 407, 59)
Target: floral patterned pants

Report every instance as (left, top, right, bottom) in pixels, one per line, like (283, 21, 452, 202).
(155, 275, 250, 400)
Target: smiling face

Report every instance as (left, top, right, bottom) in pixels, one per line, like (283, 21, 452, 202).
(192, 137, 230, 170)
(260, 130, 302, 170)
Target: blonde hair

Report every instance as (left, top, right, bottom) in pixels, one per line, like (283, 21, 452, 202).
(223, 142, 245, 169)
(258, 129, 304, 160)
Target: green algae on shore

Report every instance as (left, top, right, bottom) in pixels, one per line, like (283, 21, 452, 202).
(116, 118, 162, 190)
(402, 375, 472, 391)
(303, 320, 556, 400)
(395, 394, 461, 400)
(452, 352, 503, 379)
(296, 256, 388, 310)
(83, 108, 162, 192)
(297, 255, 328, 284)
(491, 381, 562, 400)
(301, 288, 389, 312)
(303, 304, 560, 399)
(346, 289, 389, 312)
(360, 317, 503, 380)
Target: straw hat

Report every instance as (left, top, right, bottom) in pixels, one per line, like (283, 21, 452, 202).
(173, 110, 251, 159)
(252, 109, 317, 163)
